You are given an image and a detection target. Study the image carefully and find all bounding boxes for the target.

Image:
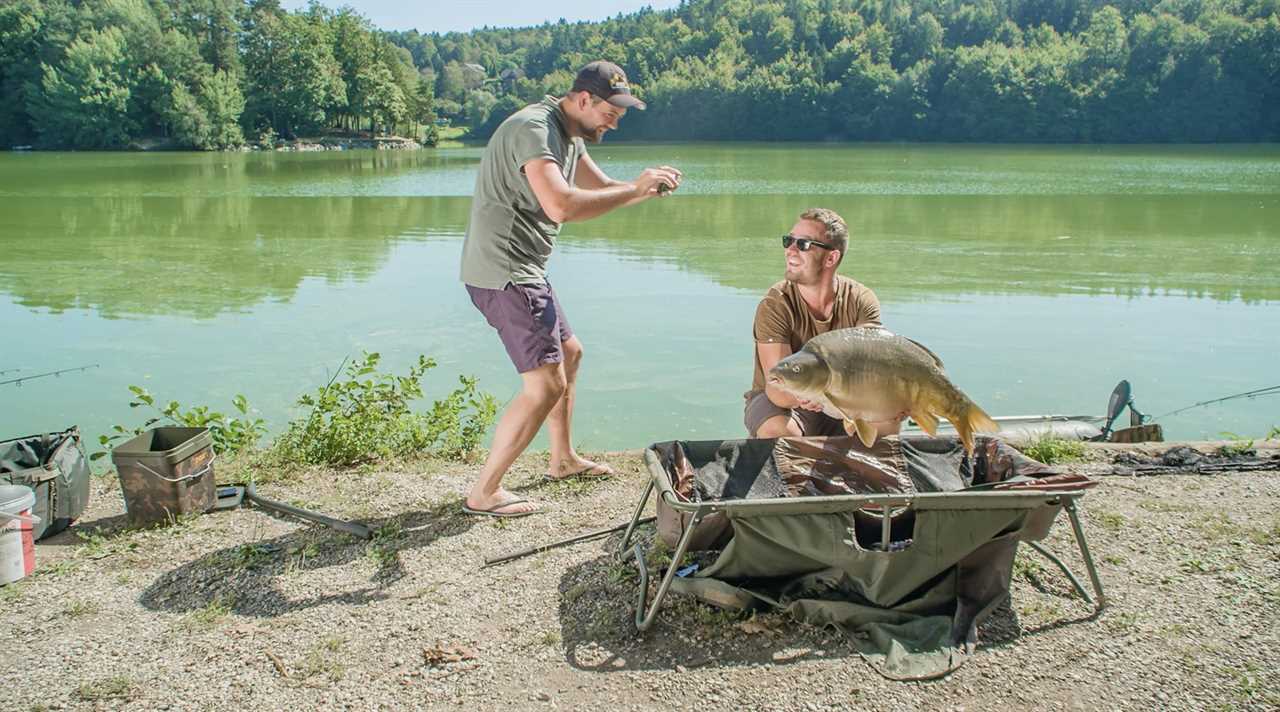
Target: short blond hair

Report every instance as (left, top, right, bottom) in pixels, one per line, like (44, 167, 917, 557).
(799, 208, 848, 264)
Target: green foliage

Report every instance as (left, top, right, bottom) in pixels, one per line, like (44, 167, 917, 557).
(1020, 434, 1087, 464)
(93, 387, 266, 460)
(1266, 426, 1279, 440)
(270, 352, 498, 466)
(1217, 432, 1256, 457)
(5, 0, 1278, 147)
(94, 352, 496, 468)
(30, 26, 136, 148)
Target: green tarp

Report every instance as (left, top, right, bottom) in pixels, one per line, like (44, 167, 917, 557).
(647, 434, 1089, 680)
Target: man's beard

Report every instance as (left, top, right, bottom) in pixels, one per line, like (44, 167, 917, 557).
(572, 116, 605, 143)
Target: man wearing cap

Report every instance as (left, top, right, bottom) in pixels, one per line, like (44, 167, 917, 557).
(459, 61, 681, 518)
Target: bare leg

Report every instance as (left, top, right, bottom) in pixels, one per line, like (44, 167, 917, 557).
(753, 414, 803, 438)
(547, 336, 613, 478)
(466, 363, 566, 514)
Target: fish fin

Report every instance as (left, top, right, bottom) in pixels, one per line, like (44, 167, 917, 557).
(952, 403, 1000, 457)
(845, 418, 878, 449)
(911, 410, 940, 436)
(903, 336, 944, 369)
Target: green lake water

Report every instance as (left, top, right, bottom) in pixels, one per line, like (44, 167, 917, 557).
(1, 144, 1278, 453)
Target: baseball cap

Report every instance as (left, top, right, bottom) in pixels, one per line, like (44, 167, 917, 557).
(571, 61, 646, 110)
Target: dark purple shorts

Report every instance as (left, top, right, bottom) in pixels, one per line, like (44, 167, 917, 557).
(466, 281, 574, 373)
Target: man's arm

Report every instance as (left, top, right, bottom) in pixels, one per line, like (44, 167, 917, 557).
(524, 158, 677, 224)
(574, 151, 626, 189)
(757, 341, 823, 411)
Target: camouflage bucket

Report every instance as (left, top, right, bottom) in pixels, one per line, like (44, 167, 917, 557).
(111, 428, 216, 528)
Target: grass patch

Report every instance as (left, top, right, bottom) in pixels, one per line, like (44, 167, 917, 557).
(1180, 557, 1213, 574)
(232, 542, 276, 571)
(1016, 596, 1064, 622)
(1216, 433, 1255, 458)
(36, 559, 78, 578)
(63, 599, 99, 618)
(187, 593, 236, 629)
(76, 676, 135, 701)
(563, 581, 590, 604)
(1231, 662, 1280, 708)
(1104, 610, 1140, 633)
(76, 529, 123, 559)
(300, 636, 346, 682)
(1012, 551, 1046, 581)
(1019, 434, 1086, 464)
(284, 540, 322, 575)
(1195, 513, 1244, 543)
(1091, 510, 1127, 532)
(366, 521, 403, 567)
(1247, 520, 1279, 547)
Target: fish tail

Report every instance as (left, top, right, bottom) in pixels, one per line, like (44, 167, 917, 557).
(952, 399, 999, 457)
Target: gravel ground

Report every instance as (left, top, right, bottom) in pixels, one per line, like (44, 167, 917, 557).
(4, 441, 1278, 711)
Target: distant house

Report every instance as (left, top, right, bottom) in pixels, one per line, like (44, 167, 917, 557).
(499, 68, 526, 91)
(461, 63, 487, 88)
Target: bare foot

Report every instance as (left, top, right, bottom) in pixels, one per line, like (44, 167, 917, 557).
(546, 456, 615, 481)
(463, 489, 540, 517)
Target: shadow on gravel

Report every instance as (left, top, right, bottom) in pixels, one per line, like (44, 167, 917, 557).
(138, 497, 477, 618)
(555, 528, 1102, 673)
(40, 512, 130, 547)
(554, 528, 859, 673)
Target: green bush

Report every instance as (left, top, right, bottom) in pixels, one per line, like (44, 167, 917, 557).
(1217, 432, 1255, 458)
(94, 388, 265, 461)
(1020, 433, 1086, 465)
(269, 352, 498, 466)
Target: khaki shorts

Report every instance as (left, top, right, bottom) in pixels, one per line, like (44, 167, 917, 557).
(743, 390, 845, 438)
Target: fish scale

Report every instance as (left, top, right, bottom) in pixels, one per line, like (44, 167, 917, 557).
(767, 326, 998, 455)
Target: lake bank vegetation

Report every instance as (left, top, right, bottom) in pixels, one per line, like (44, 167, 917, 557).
(93, 352, 499, 479)
(1, 0, 1276, 150)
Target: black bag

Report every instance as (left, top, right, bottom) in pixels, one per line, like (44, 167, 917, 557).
(0, 427, 91, 540)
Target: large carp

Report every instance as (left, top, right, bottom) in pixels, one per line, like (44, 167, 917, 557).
(766, 326, 998, 455)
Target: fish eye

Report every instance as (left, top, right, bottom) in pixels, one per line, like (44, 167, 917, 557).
(791, 365, 800, 372)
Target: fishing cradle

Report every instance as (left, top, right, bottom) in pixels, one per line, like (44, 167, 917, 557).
(617, 433, 1105, 680)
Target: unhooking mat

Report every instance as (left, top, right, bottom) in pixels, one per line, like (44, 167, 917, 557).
(646, 433, 1093, 680)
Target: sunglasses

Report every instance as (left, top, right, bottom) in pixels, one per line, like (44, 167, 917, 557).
(782, 234, 835, 252)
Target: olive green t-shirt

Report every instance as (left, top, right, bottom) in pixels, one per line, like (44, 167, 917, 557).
(460, 96, 584, 288)
(748, 275, 883, 396)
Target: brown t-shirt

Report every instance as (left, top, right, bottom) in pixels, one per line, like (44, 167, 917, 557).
(748, 275, 883, 396)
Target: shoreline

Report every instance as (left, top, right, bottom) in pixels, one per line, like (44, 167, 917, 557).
(3, 438, 1277, 709)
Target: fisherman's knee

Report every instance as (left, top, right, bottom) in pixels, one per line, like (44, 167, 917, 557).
(563, 338, 584, 370)
(524, 366, 567, 405)
(755, 416, 798, 439)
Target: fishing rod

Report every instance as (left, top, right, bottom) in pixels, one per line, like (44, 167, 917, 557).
(1154, 384, 1280, 420)
(0, 364, 100, 387)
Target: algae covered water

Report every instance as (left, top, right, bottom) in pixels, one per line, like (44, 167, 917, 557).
(1, 144, 1277, 451)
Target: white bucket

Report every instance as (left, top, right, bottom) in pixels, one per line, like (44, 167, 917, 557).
(0, 484, 39, 585)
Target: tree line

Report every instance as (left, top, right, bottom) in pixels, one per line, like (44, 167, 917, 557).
(0, 0, 433, 149)
(2, 0, 1276, 150)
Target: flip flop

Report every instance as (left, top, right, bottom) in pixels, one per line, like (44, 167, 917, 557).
(545, 462, 615, 482)
(461, 496, 540, 518)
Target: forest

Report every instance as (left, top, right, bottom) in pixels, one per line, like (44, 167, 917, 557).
(1, 0, 1276, 148)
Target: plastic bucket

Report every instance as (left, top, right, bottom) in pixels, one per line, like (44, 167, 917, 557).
(111, 427, 216, 528)
(0, 484, 39, 585)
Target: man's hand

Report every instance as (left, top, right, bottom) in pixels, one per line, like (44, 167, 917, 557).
(635, 165, 682, 197)
(795, 398, 826, 413)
